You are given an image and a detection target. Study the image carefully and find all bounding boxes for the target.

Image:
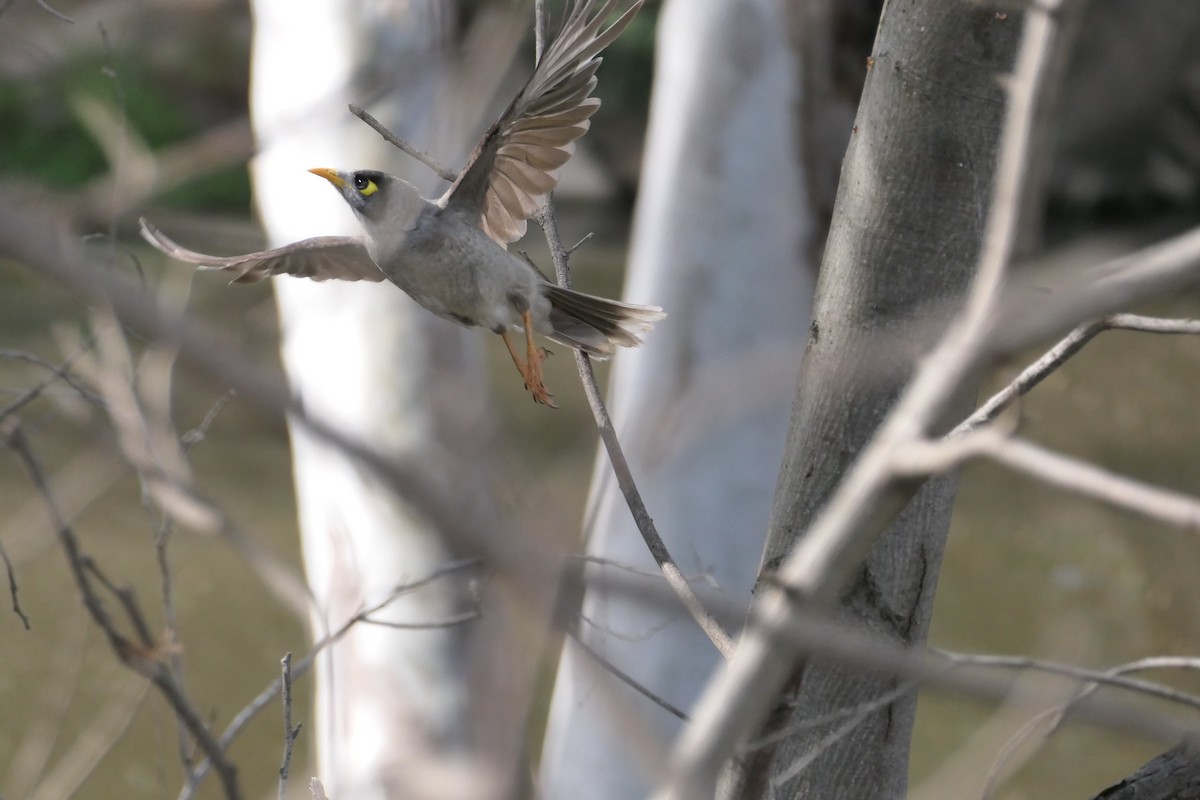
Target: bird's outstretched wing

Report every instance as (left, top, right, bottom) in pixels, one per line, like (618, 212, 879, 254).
(139, 218, 385, 284)
(440, 0, 643, 244)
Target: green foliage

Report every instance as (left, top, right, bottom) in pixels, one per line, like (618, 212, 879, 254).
(0, 77, 106, 187)
(0, 55, 249, 210)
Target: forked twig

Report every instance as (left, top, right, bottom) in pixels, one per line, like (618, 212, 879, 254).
(180, 558, 481, 798)
(3, 421, 243, 800)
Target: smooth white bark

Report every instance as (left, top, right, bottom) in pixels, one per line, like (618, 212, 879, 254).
(538, 0, 816, 795)
(250, 2, 499, 796)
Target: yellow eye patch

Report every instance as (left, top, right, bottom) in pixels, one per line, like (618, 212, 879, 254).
(351, 173, 380, 196)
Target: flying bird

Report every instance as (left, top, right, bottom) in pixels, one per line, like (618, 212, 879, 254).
(140, 0, 660, 408)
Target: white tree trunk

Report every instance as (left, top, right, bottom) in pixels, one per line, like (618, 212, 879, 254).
(538, 0, 816, 795)
(250, 2, 507, 796)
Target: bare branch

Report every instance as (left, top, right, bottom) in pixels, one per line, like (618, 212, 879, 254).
(531, 0, 738, 660)
(180, 559, 481, 798)
(0, 530, 28, 629)
(957, 313, 1200, 435)
(33, 0, 74, 23)
(983, 436, 1200, 530)
(277, 653, 301, 800)
(992, 224, 1200, 358)
(956, 653, 1200, 799)
(348, 103, 458, 182)
(587, 569, 1196, 745)
(534, 0, 547, 63)
(954, 320, 1106, 435)
(533, 208, 735, 660)
(1106, 313, 1200, 334)
(897, 426, 1200, 533)
(940, 652, 1200, 714)
(0, 346, 105, 422)
(565, 231, 595, 256)
(569, 630, 690, 721)
(3, 421, 243, 800)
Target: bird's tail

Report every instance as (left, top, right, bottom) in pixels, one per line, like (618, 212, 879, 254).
(542, 285, 666, 359)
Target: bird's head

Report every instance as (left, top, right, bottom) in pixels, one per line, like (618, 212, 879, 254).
(308, 167, 417, 230)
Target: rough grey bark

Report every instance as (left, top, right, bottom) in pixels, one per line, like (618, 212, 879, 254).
(741, 3, 1022, 798)
(1091, 734, 1200, 800)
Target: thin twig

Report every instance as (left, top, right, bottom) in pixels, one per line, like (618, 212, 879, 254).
(348, 104, 458, 182)
(534, 0, 547, 62)
(896, 426, 1200, 533)
(359, 610, 480, 630)
(0, 347, 105, 422)
(180, 559, 481, 798)
(161, 388, 236, 771)
(277, 653, 301, 800)
(528, 1, 733, 657)
(0, 531, 29, 629)
(989, 224, 1200, 361)
(534, 204, 734, 661)
(951, 653, 1200, 799)
(956, 313, 1200, 435)
(939, 652, 1200, 714)
(33, 0, 74, 23)
(565, 231, 595, 255)
(953, 319, 1105, 435)
(984, 435, 1200, 529)
(182, 390, 235, 450)
(570, 630, 689, 720)
(1106, 313, 1200, 334)
(3, 422, 242, 800)
(83, 558, 156, 649)
(585, 569, 1198, 745)
(574, 553, 721, 586)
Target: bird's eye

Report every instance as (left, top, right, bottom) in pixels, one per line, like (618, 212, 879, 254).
(354, 175, 379, 196)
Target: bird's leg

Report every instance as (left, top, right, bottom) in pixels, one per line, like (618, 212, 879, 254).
(499, 314, 555, 407)
(501, 323, 556, 408)
(522, 310, 556, 407)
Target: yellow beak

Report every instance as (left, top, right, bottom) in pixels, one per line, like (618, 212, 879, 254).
(307, 167, 346, 188)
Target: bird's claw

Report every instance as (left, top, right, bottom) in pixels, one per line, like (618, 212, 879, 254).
(523, 348, 557, 408)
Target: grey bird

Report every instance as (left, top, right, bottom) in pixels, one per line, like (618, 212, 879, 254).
(139, 0, 662, 407)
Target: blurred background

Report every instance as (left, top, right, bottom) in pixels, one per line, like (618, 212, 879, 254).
(2, 1, 1200, 798)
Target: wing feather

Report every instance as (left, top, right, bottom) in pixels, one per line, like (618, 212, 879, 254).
(440, 0, 643, 245)
(139, 218, 384, 284)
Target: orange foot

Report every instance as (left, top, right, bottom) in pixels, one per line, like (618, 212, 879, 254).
(521, 346, 557, 408)
(501, 330, 557, 409)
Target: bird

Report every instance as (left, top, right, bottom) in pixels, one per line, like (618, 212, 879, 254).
(139, 0, 662, 408)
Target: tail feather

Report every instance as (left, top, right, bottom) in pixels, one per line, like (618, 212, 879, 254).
(542, 284, 666, 359)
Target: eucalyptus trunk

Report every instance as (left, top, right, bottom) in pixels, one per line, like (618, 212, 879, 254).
(250, 2, 514, 796)
(538, 0, 816, 795)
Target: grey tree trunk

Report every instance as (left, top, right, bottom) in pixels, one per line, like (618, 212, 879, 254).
(537, 0, 816, 796)
(1089, 735, 1200, 800)
(738, 3, 1021, 798)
